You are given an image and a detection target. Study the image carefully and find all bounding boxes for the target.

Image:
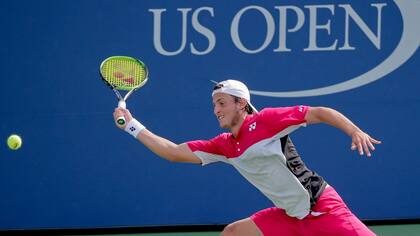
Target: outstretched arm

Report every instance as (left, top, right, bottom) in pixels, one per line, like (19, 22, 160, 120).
(304, 107, 381, 157)
(113, 107, 202, 164)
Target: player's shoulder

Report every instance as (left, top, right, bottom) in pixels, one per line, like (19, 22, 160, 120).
(212, 132, 231, 142)
(259, 107, 282, 113)
(259, 105, 308, 113)
(257, 106, 290, 116)
(257, 105, 309, 119)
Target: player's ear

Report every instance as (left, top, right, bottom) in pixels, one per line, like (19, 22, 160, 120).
(239, 98, 248, 110)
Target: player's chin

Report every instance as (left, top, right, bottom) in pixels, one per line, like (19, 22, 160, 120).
(218, 121, 229, 129)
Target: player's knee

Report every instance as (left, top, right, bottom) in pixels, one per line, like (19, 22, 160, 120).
(220, 223, 239, 236)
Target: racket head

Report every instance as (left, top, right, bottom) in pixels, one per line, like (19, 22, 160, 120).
(100, 56, 148, 91)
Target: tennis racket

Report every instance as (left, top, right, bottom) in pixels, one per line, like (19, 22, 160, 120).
(100, 56, 148, 126)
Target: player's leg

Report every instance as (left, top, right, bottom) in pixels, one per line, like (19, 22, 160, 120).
(250, 207, 302, 236)
(304, 186, 376, 236)
(220, 218, 263, 236)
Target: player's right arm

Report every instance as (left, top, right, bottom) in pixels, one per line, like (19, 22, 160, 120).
(113, 107, 202, 164)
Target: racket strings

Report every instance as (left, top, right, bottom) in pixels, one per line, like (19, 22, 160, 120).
(101, 58, 146, 90)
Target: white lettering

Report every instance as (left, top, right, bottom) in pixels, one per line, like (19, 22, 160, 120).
(149, 8, 191, 56)
(150, 3, 387, 56)
(231, 6, 275, 54)
(191, 7, 216, 55)
(304, 5, 338, 51)
(274, 6, 305, 52)
(339, 3, 387, 50)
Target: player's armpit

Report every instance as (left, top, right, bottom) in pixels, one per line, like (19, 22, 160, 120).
(304, 106, 323, 124)
(137, 129, 202, 164)
(173, 143, 203, 164)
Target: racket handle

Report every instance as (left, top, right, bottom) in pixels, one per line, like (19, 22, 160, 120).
(117, 116, 126, 126)
(118, 100, 126, 109)
(117, 100, 126, 126)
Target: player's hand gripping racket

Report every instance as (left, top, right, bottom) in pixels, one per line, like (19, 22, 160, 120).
(100, 56, 148, 126)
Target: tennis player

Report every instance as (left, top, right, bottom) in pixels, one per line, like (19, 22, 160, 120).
(113, 79, 380, 236)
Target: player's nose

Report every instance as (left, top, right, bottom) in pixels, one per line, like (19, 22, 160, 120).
(214, 106, 221, 116)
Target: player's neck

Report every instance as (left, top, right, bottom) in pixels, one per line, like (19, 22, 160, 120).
(229, 113, 248, 138)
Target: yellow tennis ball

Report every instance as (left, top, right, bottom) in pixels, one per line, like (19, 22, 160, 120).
(7, 134, 22, 150)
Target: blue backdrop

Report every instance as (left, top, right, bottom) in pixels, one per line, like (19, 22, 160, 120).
(0, 0, 419, 230)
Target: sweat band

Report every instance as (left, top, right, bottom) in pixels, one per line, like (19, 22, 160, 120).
(124, 118, 145, 138)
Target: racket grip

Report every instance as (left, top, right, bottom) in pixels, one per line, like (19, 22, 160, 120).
(117, 116, 126, 126)
(117, 100, 127, 126)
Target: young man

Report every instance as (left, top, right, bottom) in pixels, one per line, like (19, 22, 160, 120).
(113, 80, 381, 236)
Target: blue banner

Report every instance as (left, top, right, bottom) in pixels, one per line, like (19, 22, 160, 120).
(0, 0, 419, 230)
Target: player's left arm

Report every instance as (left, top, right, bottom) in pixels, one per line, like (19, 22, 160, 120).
(304, 106, 381, 157)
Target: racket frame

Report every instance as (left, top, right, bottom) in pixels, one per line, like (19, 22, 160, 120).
(99, 56, 148, 125)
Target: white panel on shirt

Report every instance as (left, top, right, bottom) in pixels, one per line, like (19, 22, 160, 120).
(193, 123, 310, 219)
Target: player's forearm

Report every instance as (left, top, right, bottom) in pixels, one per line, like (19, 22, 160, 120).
(136, 129, 180, 162)
(309, 107, 361, 137)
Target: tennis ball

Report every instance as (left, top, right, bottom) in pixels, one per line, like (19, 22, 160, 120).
(7, 134, 22, 150)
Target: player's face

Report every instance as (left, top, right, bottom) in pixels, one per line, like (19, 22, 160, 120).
(212, 93, 244, 129)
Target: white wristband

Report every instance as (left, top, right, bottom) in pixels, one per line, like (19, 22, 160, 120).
(124, 118, 145, 138)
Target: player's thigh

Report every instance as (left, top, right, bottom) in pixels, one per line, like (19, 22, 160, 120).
(221, 217, 263, 236)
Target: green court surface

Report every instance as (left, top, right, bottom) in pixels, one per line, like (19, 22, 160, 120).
(74, 224, 420, 236)
(369, 224, 420, 236)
